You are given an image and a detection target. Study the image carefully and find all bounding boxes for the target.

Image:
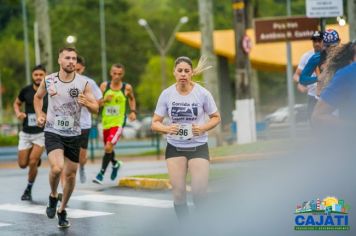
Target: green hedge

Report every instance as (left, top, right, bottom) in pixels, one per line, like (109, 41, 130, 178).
(0, 135, 18, 146)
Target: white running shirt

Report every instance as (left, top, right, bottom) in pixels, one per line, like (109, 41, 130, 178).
(44, 72, 88, 136)
(154, 83, 218, 148)
(79, 75, 102, 129)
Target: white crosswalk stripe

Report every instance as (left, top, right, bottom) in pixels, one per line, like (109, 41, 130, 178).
(71, 194, 174, 208)
(0, 222, 12, 227)
(0, 203, 113, 218)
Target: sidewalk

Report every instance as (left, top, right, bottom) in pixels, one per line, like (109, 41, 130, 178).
(0, 152, 278, 190)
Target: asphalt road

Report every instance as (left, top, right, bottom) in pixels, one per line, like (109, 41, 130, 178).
(0, 160, 175, 236)
(0, 140, 355, 236)
(0, 158, 249, 236)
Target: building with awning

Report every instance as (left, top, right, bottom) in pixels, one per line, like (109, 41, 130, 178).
(176, 24, 349, 72)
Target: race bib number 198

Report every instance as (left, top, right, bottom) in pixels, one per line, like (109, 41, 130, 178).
(105, 106, 120, 116)
(171, 123, 193, 140)
(54, 116, 74, 130)
(27, 113, 37, 127)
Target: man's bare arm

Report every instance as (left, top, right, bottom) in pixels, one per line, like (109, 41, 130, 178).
(79, 84, 99, 114)
(126, 84, 136, 121)
(13, 98, 26, 121)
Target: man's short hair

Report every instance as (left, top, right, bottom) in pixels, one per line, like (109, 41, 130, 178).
(77, 55, 85, 66)
(32, 64, 46, 73)
(59, 47, 77, 54)
(112, 63, 125, 70)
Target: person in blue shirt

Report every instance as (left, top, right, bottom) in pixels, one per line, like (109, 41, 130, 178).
(312, 41, 356, 125)
(293, 31, 324, 120)
(300, 29, 340, 87)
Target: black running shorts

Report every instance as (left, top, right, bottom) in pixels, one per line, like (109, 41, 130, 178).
(45, 132, 80, 163)
(165, 142, 210, 160)
(80, 129, 90, 149)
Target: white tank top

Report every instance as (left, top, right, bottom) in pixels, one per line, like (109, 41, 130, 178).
(79, 75, 102, 129)
(44, 72, 88, 136)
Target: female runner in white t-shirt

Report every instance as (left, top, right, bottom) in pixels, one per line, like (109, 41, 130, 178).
(151, 56, 221, 221)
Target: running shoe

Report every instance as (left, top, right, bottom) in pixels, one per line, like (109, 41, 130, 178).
(21, 189, 32, 201)
(46, 195, 58, 219)
(57, 209, 70, 228)
(92, 173, 104, 184)
(79, 167, 86, 183)
(111, 161, 123, 180)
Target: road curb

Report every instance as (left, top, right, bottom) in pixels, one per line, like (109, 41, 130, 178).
(116, 152, 283, 190)
(118, 177, 171, 190)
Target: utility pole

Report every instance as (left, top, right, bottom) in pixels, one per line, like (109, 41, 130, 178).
(197, 0, 222, 144)
(232, 0, 251, 99)
(245, 0, 261, 120)
(34, 22, 41, 65)
(35, 0, 53, 72)
(349, 0, 356, 40)
(21, 0, 30, 84)
(232, 0, 257, 144)
(99, 0, 108, 82)
(286, 0, 296, 137)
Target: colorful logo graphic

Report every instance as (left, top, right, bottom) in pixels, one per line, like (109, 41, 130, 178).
(294, 196, 350, 231)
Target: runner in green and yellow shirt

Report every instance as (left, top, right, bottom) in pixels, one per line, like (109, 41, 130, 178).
(93, 63, 137, 184)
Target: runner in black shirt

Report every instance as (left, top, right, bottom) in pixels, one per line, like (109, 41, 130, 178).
(13, 65, 47, 201)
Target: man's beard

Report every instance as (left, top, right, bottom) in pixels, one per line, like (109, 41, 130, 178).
(63, 65, 75, 73)
(32, 80, 41, 86)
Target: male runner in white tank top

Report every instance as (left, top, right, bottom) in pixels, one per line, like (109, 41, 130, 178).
(34, 47, 98, 228)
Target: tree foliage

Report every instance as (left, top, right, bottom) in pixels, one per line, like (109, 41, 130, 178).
(0, 0, 328, 118)
(136, 56, 175, 112)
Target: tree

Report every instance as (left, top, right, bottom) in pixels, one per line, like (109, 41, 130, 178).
(136, 56, 175, 112)
(0, 36, 33, 120)
(34, 0, 53, 72)
(0, 0, 22, 31)
(0, 0, 313, 116)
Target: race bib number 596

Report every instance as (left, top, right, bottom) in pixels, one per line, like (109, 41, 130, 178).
(171, 123, 193, 140)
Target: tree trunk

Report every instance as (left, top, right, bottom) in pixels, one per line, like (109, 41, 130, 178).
(35, 0, 53, 72)
(198, 0, 222, 145)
